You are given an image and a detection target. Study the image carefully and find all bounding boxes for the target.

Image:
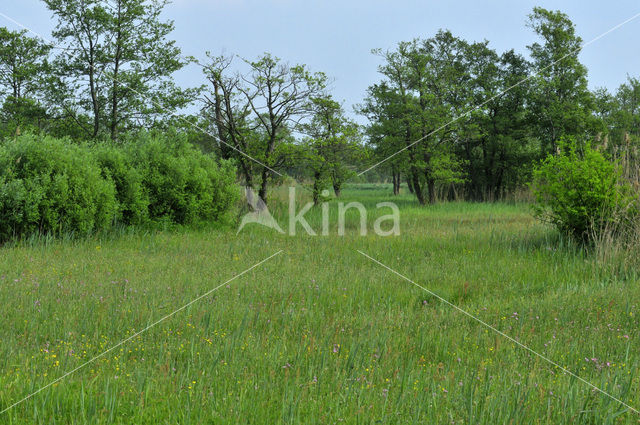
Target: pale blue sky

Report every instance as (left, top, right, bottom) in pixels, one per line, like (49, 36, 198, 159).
(1, 0, 639, 121)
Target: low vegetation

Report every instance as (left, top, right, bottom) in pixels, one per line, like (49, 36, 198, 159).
(0, 186, 639, 423)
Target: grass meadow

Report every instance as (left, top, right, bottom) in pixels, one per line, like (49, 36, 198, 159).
(1, 184, 639, 424)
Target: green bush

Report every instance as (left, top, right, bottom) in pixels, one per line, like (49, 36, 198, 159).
(93, 144, 148, 225)
(532, 141, 638, 241)
(123, 131, 239, 226)
(0, 132, 240, 243)
(0, 135, 118, 241)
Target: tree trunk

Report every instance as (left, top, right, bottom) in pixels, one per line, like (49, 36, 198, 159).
(258, 167, 269, 204)
(412, 171, 425, 205)
(212, 80, 232, 160)
(333, 182, 341, 197)
(427, 178, 436, 204)
(406, 176, 414, 194)
(110, 1, 122, 141)
(392, 171, 400, 195)
(313, 171, 322, 206)
(89, 61, 100, 138)
(86, 28, 100, 138)
(240, 159, 253, 190)
(110, 57, 121, 140)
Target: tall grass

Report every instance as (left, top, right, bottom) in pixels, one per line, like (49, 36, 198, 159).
(592, 140, 640, 276)
(0, 185, 639, 423)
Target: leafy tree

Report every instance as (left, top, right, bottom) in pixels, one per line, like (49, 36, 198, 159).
(43, 0, 194, 139)
(301, 95, 362, 204)
(0, 28, 51, 100)
(103, 0, 196, 139)
(237, 53, 326, 202)
(202, 53, 260, 189)
(363, 32, 472, 205)
(527, 7, 593, 155)
(592, 77, 640, 171)
(0, 97, 49, 137)
(203, 53, 326, 204)
(612, 77, 640, 143)
(459, 49, 537, 200)
(0, 28, 51, 135)
(361, 8, 599, 203)
(359, 81, 410, 195)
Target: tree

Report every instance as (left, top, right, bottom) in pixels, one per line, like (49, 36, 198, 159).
(0, 28, 51, 135)
(202, 53, 260, 190)
(614, 77, 640, 141)
(301, 95, 362, 204)
(0, 28, 51, 100)
(458, 49, 536, 200)
(104, 0, 195, 139)
(238, 54, 326, 202)
(203, 53, 326, 204)
(362, 43, 431, 203)
(362, 32, 471, 205)
(592, 77, 640, 164)
(527, 7, 593, 155)
(44, 0, 194, 139)
(359, 81, 411, 196)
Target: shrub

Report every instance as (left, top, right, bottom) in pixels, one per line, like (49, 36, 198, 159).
(124, 132, 239, 225)
(532, 140, 638, 241)
(0, 135, 118, 241)
(93, 144, 149, 225)
(0, 132, 240, 242)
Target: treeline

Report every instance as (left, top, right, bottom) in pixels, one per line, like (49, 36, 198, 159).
(361, 7, 640, 204)
(1, 2, 639, 208)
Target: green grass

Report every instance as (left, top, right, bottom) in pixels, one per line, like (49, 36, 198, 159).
(1, 184, 639, 424)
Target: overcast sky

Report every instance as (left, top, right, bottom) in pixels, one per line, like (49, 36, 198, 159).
(2, 0, 640, 121)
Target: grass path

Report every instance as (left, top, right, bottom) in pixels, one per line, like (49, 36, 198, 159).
(0, 185, 639, 424)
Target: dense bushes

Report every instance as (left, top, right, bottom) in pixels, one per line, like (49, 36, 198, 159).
(0, 135, 117, 241)
(532, 141, 638, 241)
(93, 144, 148, 225)
(124, 133, 238, 226)
(0, 133, 239, 242)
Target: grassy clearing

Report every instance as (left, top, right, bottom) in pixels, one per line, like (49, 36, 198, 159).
(0, 184, 639, 424)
